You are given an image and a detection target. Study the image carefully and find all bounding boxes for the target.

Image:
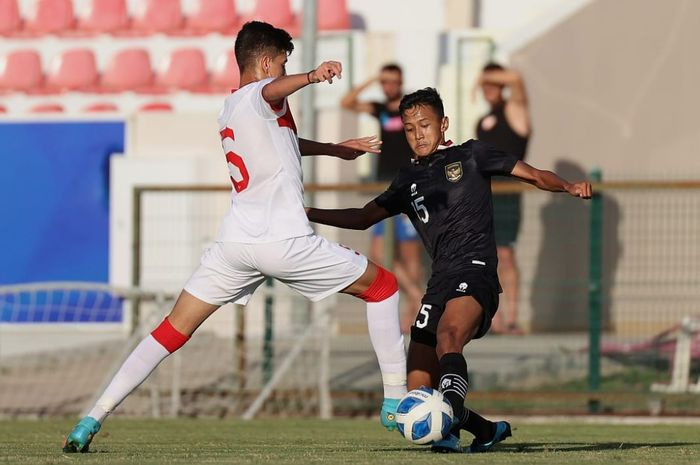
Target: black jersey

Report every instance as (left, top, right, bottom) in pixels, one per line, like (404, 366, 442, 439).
(374, 139, 518, 273)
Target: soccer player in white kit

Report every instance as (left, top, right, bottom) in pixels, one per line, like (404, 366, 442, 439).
(63, 21, 407, 453)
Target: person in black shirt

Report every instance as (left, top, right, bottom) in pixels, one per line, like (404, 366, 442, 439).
(342, 63, 423, 332)
(308, 87, 591, 453)
(475, 62, 531, 335)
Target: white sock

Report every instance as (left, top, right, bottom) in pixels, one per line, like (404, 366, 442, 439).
(366, 290, 407, 399)
(87, 335, 170, 423)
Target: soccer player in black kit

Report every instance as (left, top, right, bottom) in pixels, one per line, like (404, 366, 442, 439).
(307, 88, 592, 453)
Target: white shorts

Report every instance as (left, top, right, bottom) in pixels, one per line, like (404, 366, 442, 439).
(184, 234, 368, 306)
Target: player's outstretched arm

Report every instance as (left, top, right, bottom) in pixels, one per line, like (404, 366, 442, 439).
(262, 60, 342, 106)
(299, 136, 381, 160)
(306, 200, 390, 230)
(511, 160, 592, 198)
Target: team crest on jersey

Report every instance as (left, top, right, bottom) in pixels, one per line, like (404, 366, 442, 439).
(445, 162, 463, 182)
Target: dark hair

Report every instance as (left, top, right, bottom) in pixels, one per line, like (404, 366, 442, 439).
(234, 21, 294, 72)
(482, 61, 504, 72)
(380, 63, 402, 75)
(399, 87, 444, 118)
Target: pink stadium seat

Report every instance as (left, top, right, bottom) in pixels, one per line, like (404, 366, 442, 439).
(0, 50, 43, 92)
(78, 0, 130, 34)
(132, 0, 183, 34)
(101, 48, 154, 92)
(0, 0, 22, 36)
(210, 50, 240, 91)
(186, 0, 239, 34)
(84, 102, 119, 112)
(0, 104, 7, 113)
(25, 0, 75, 35)
(139, 101, 173, 112)
(317, 0, 350, 30)
(30, 103, 65, 112)
(248, 0, 298, 36)
(46, 49, 98, 92)
(157, 48, 208, 90)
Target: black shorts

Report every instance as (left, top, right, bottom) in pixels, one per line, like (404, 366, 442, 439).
(410, 266, 501, 347)
(494, 193, 522, 247)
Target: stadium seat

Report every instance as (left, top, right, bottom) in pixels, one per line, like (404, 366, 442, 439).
(132, 0, 183, 34)
(24, 0, 75, 35)
(0, 0, 22, 36)
(101, 48, 154, 92)
(46, 49, 98, 92)
(186, 0, 239, 34)
(30, 103, 65, 112)
(83, 102, 119, 112)
(0, 104, 7, 113)
(317, 0, 350, 30)
(157, 48, 208, 91)
(210, 50, 240, 91)
(247, 0, 298, 36)
(139, 101, 173, 112)
(78, 0, 130, 34)
(0, 50, 43, 92)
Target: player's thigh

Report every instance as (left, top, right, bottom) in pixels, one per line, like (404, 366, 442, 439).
(167, 290, 220, 336)
(183, 242, 266, 316)
(258, 235, 368, 302)
(407, 340, 440, 390)
(435, 296, 484, 357)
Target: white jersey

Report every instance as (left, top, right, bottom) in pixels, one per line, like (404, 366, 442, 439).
(216, 77, 313, 243)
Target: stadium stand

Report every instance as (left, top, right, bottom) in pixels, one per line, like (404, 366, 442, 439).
(247, 0, 299, 36)
(157, 48, 209, 91)
(83, 102, 119, 112)
(317, 0, 350, 30)
(46, 48, 98, 92)
(0, 0, 22, 36)
(210, 50, 240, 91)
(77, 0, 130, 34)
(185, 0, 239, 35)
(100, 48, 154, 92)
(131, 0, 184, 35)
(24, 0, 75, 35)
(139, 101, 173, 111)
(0, 50, 43, 92)
(30, 102, 64, 112)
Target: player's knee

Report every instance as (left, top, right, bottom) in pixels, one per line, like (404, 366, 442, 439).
(151, 317, 190, 353)
(357, 265, 398, 302)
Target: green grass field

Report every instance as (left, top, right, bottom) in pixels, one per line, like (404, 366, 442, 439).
(0, 418, 698, 465)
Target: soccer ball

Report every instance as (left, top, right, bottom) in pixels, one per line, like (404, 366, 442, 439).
(395, 387, 453, 445)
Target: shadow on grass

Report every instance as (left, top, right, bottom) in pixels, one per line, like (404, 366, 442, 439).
(375, 442, 698, 454)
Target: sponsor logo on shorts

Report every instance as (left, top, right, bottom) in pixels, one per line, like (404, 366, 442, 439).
(445, 162, 463, 182)
(457, 282, 468, 292)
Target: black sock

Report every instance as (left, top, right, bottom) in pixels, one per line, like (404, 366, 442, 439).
(438, 353, 470, 433)
(438, 353, 494, 442)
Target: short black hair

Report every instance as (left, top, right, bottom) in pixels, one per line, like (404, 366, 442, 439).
(380, 63, 402, 75)
(483, 61, 504, 72)
(234, 21, 294, 72)
(399, 87, 444, 118)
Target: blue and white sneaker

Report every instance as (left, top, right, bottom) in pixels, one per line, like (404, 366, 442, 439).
(431, 433, 462, 453)
(63, 416, 101, 453)
(380, 398, 400, 431)
(468, 421, 512, 453)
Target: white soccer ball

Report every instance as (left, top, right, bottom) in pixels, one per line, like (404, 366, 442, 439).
(395, 387, 454, 445)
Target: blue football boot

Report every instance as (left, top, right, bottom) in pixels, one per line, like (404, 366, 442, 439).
(63, 416, 101, 453)
(431, 433, 463, 453)
(380, 398, 400, 431)
(468, 421, 512, 453)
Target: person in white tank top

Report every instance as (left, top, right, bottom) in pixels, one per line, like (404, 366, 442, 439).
(63, 21, 408, 453)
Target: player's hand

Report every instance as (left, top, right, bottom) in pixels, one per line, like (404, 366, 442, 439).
(334, 136, 382, 160)
(309, 61, 342, 84)
(566, 181, 592, 199)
